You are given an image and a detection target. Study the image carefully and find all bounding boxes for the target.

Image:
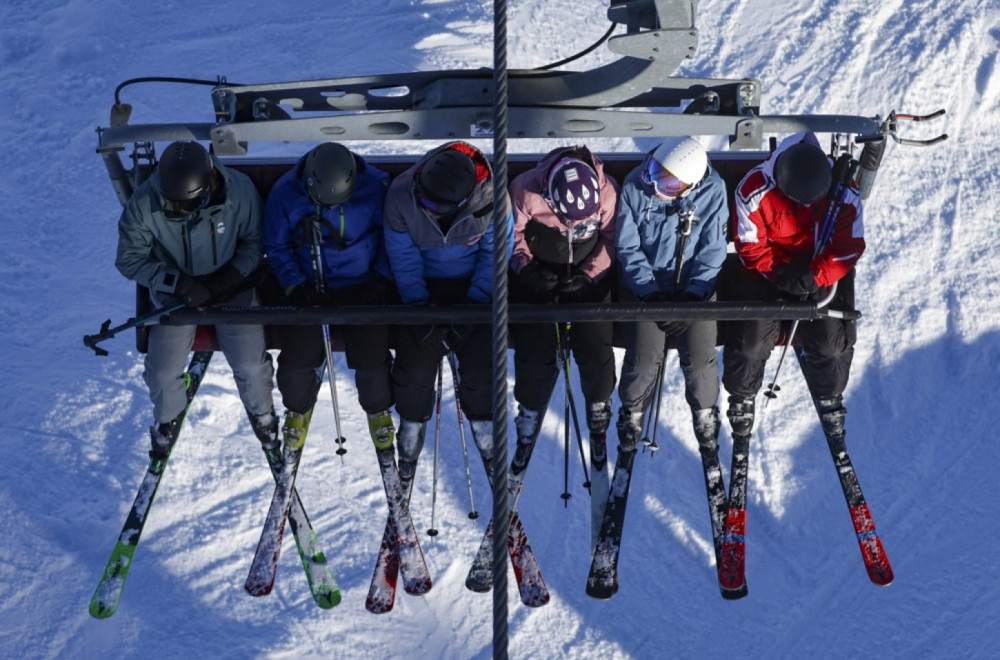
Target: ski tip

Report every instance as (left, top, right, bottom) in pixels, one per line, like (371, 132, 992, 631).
(868, 566, 895, 586)
(720, 583, 749, 600)
(314, 590, 343, 609)
(585, 578, 619, 600)
(244, 581, 275, 598)
(365, 599, 395, 615)
(88, 600, 118, 619)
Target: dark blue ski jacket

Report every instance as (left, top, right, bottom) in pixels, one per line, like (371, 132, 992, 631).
(264, 152, 391, 294)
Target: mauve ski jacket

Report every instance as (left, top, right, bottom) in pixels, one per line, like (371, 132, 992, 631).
(508, 146, 620, 281)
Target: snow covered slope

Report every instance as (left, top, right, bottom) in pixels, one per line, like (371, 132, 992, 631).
(0, 0, 997, 658)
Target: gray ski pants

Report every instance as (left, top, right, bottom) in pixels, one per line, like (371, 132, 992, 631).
(618, 318, 720, 413)
(144, 288, 274, 423)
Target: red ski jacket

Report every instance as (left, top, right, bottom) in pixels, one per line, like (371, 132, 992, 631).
(733, 133, 865, 288)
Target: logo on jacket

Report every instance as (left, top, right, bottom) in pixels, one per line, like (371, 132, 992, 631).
(216, 221, 226, 234)
(464, 233, 484, 247)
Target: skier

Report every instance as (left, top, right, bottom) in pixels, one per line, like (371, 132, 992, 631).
(263, 142, 396, 454)
(507, 145, 619, 524)
(383, 141, 513, 493)
(588, 136, 727, 596)
(115, 140, 276, 455)
(722, 131, 865, 443)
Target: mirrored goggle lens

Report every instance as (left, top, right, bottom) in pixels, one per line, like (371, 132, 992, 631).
(642, 159, 690, 198)
(418, 193, 459, 216)
(162, 191, 208, 215)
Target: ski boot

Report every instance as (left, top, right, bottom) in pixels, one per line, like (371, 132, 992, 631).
(615, 407, 644, 454)
(726, 395, 755, 438)
(692, 406, 722, 458)
(512, 406, 543, 475)
(813, 395, 847, 439)
(248, 408, 280, 452)
(395, 418, 426, 494)
(282, 409, 313, 451)
(468, 419, 495, 483)
(148, 416, 181, 460)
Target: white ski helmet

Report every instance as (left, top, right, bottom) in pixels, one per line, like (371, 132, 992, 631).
(650, 137, 708, 186)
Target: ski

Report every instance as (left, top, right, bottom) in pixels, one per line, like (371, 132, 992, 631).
(718, 432, 750, 599)
(244, 411, 311, 597)
(585, 443, 638, 599)
(373, 446, 432, 601)
(89, 351, 213, 619)
(365, 516, 402, 614)
(825, 432, 894, 586)
(260, 445, 341, 608)
(464, 434, 550, 607)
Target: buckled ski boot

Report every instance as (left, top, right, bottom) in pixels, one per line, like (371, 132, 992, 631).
(248, 408, 279, 452)
(814, 396, 847, 439)
(692, 406, 722, 458)
(727, 395, 755, 438)
(367, 409, 396, 451)
(615, 407, 644, 453)
(468, 419, 495, 483)
(587, 399, 612, 471)
(395, 419, 426, 497)
(282, 409, 313, 451)
(148, 417, 180, 459)
(512, 406, 543, 476)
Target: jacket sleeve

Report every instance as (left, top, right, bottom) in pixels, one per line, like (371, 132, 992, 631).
(684, 177, 729, 299)
(614, 182, 658, 300)
(578, 175, 620, 282)
(115, 195, 173, 292)
(229, 177, 264, 277)
(811, 187, 865, 287)
(384, 197, 430, 304)
(263, 186, 308, 294)
(468, 204, 514, 303)
(734, 188, 781, 279)
(509, 185, 535, 275)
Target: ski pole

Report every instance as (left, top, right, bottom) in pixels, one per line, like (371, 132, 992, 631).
(309, 212, 347, 459)
(556, 323, 592, 494)
(642, 351, 667, 455)
(427, 361, 444, 537)
(447, 351, 478, 519)
(763, 281, 839, 405)
(84, 300, 186, 356)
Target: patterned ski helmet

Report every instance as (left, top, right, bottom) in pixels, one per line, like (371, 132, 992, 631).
(547, 157, 600, 222)
(774, 142, 832, 205)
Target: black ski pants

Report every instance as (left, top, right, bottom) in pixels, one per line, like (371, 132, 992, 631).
(721, 270, 857, 401)
(510, 268, 616, 413)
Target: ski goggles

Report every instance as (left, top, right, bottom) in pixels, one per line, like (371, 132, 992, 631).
(416, 186, 470, 217)
(161, 189, 210, 217)
(641, 157, 691, 199)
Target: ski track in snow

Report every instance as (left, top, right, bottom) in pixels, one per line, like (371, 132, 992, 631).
(1, 0, 998, 658)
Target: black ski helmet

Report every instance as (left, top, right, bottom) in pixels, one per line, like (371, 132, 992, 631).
(303, 142, 358, 206)
(157, 141, 214, 212)
(774, 142, 832, 205)
(417, 149, 477, 211)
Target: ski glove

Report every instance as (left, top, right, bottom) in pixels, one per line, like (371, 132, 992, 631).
(656, 320, 692, 337)
(517, 262, 559, 301)
(557, 272, 595, 303)
(412, 324, 451, 358)
(286, 284, 321, 306)
(205, 265, 246, 302)
(175, 274, 214, 308)
(775, 262, 819, 298)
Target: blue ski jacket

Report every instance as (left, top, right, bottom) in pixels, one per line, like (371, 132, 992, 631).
(264, 152, 391, 294)
(383, 141, 513, 305)
(616, 154, 729, 301)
